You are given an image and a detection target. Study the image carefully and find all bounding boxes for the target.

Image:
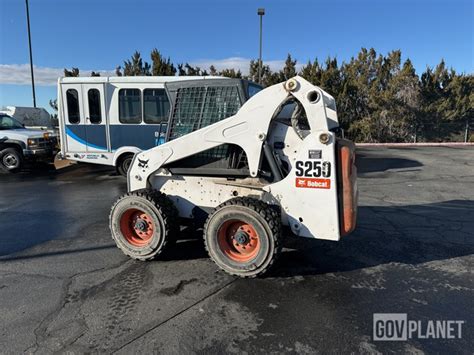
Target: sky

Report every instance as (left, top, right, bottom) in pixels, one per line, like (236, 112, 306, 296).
(0, 0, 472, 113)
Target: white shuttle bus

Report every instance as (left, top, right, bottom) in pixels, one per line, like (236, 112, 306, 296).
(57, 76, 262, 175)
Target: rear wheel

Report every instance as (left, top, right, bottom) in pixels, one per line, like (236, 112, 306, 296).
(109, 190, 178, 260)
(204, 197, 282, 277)
(116, 154, 133, 176)
(0, 147, 23, 172)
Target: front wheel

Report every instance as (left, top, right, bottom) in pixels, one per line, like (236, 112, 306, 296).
(0, 147, 23, 172)
(109, 190, 178, 260)
(204, 197, 282, 278)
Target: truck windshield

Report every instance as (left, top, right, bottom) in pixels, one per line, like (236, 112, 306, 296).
(0, 116, 24, 130)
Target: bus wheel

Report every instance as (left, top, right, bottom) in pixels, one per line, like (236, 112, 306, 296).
(116, 154, 133, 176)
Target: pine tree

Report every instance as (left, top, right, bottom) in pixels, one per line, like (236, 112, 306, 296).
(280, 54, 297, 80)
(123, 51, 151, 76)
(300, 58, 322, 85)
(177, 63, 203, 76)
(64, 68, 79, 77)
(219, 68, 242, 78)
(150, 49, 176, 76)
(209, 65, 218, 76)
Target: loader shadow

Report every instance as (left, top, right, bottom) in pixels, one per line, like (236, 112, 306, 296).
(355, 151, 423, 174)
(356, 147, 423, 174)
(161, 226, 209, 261)
(270, 199, 474, 277)
(153, 199, 474, 276)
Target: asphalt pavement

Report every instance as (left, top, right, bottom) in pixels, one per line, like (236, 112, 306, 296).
(0, 147, 473, 354)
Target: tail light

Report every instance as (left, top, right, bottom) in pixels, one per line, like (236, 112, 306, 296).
(337, 138, 358, 236)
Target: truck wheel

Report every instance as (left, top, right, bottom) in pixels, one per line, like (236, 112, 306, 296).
(116, 154, 133, 176)
(0, 147, 23, 172)
(203, 197, 282, 278)
(109, 190, 178, 260)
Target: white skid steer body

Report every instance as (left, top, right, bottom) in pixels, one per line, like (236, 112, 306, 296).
(126, 76, 357, 242)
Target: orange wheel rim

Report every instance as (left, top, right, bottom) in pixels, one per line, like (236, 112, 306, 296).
(120, 208, 155, 247)
(217, 220, 260, 262)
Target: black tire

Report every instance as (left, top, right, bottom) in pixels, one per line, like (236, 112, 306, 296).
(0, 147, 23, 172)
(109, 190, 179, 260)
(203, 197, 282, 278)
(116, 154, 133, 177)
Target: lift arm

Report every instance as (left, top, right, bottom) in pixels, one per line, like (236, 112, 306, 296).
(127, 76, 336, 192)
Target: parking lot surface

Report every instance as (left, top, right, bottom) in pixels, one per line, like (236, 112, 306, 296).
(0, 147, 473, 353)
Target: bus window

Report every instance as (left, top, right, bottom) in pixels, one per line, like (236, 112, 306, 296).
(144, 89, 170, 124)
(119, 89, 141, 124)
(66, 89, 80, 124)
(88, 89, 102, 124)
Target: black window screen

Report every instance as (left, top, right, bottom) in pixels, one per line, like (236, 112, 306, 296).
(144, 89, 170, 124)
(168, 85, 241, 140)
(87, 89, 102, 124)
(66, 89, 80, 124)
(119, 89, 141, 124)
(166, 85, 247, 174)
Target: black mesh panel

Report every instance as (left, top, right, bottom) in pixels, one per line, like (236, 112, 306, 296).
(169, 86, 241, 140)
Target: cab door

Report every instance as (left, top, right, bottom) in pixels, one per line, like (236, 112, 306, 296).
(61, 84, 86, 152)
(82, 84, 108, 152)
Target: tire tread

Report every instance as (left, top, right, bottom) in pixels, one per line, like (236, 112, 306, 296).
(109, 189, 178, 261)
(203, 197, 282, 278)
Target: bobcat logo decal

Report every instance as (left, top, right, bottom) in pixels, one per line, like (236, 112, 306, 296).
(138, 158, 149, 168)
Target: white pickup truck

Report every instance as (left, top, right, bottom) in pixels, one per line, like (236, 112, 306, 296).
(0, 114, 57, 172)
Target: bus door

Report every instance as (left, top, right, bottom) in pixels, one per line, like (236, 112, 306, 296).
(61, 84, 86, 152)
(82, 84, 108, 152)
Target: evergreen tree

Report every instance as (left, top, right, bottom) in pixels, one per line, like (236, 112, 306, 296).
(219, 68, 242, 78)
(209, 65, 218, 76)
(300, 58, 322, 85)
(122, 51, 151, 76)
(280, 54, 297, 80)
(248, 59, 273, 85)
(113, 47, 472, 142)
(178, 63, 203, 76)
(64, 68, 79, 77)
(151, 49, 176, 76)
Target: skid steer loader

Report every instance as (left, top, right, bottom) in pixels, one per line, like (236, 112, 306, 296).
(109, 76, 358, 277)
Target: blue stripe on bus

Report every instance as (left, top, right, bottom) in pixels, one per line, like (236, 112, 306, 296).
(66, 126, 107, 150)
(109, 124, 167, 150)
(65, 123, 167, 151)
